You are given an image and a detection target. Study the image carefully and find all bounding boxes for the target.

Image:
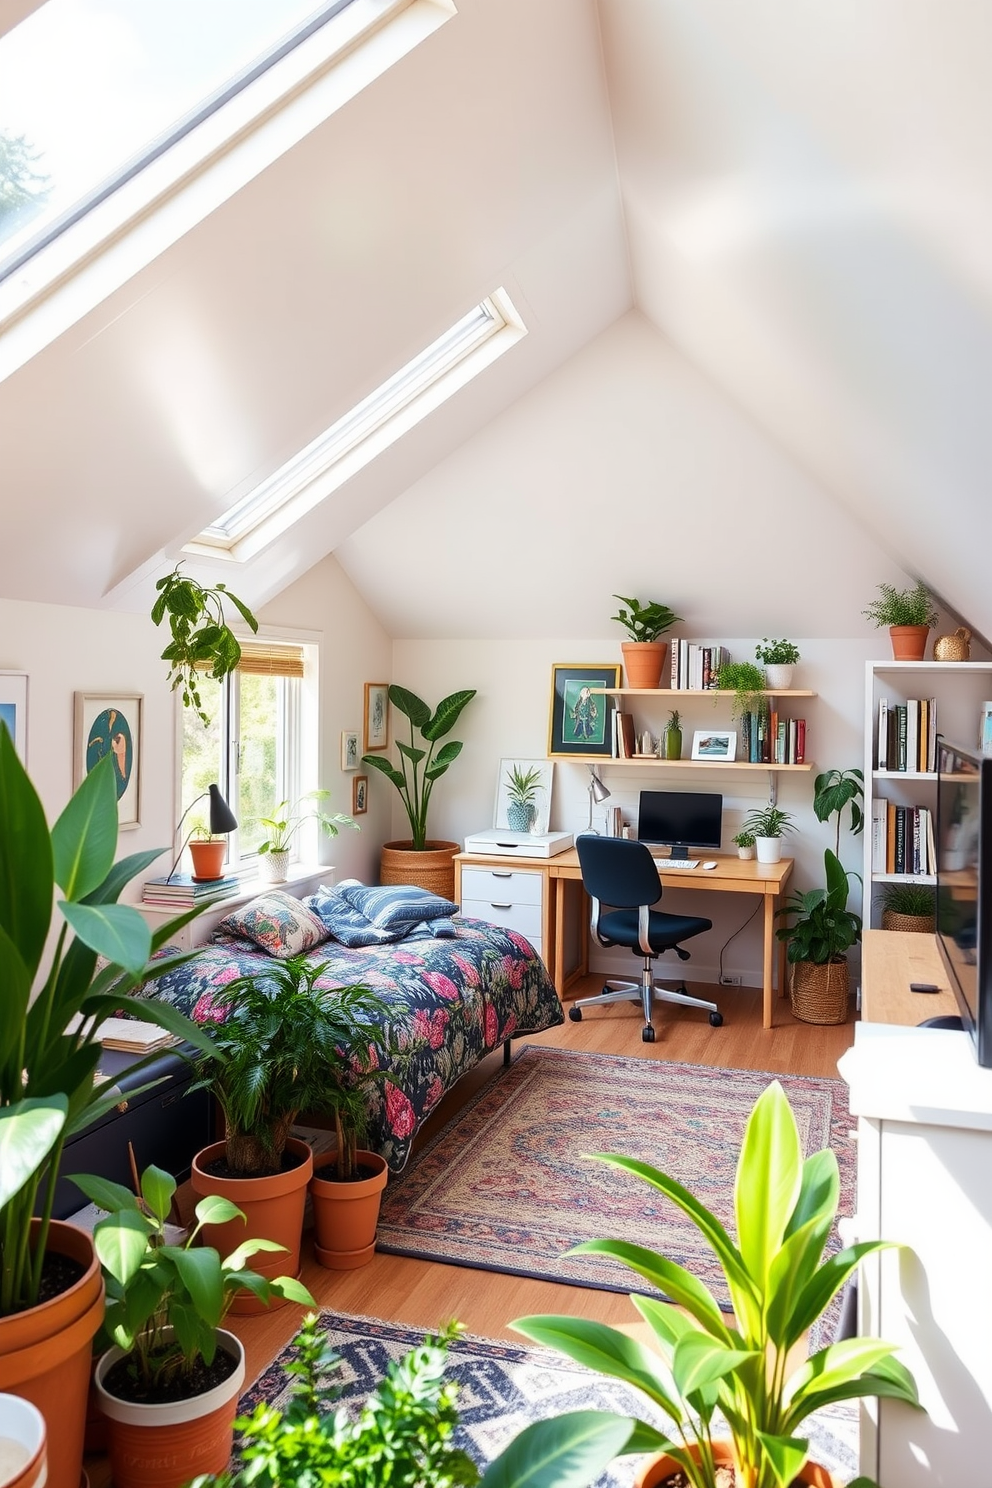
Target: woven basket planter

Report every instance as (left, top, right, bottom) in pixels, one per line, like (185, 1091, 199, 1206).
(379, 841, 459, 901)
(789, 958, 850, 1026)
(881, 909, 935, 935)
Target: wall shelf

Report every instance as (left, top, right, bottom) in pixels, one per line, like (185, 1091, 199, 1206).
(595, 758, 814, 772)
(591, 688, 817, 698)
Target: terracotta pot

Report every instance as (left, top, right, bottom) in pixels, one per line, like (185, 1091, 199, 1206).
(621, 641, 668, 690)
(889, 625, 930, 661)
(0, 1222, 104, 1488)
(379, 841, 459, 901)
(636, 1440, 840, 1488)
(94, 1328, 245, 1488)
(0, 1394, 46, 1488)
(188, 840, 226, 881)
(190, 1137, 313, 1315)
(310, 1151, 388, 1270)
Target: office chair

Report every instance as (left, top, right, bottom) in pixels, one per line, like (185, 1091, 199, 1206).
(568, 835, 722, 1042)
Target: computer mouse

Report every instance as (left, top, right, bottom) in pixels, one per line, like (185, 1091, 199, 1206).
(701, 861, 718, 870)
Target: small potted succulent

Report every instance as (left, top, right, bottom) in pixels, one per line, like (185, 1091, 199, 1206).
(754, 638, 800, 690)
(732, 829, 755, 861)
(663, 709, 683, 761)
(610, 595, 683, 689)
(504, 764, 544, 832)
(256, 789, 357, 884)
(740, 803, 797, 864)
(74, 1164, 313, 1488)
(776, 848, 862, 1025)
(862, 581, 938, 661)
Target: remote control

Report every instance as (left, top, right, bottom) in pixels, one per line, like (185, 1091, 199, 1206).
(909, 982, 940, 994)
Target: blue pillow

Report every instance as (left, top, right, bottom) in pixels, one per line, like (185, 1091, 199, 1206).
(336, 880, 458, 930)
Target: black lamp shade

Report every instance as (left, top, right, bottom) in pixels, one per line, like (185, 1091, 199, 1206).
(208, 784, 238, 835)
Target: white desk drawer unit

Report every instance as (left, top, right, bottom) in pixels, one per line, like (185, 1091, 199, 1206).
(458, 866, 543, 953)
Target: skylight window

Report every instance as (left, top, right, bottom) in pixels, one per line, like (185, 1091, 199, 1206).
(186, 288, 527, 561)
(0, 0, 357, 279)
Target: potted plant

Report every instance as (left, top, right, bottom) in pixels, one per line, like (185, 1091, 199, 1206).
(151, 564, 259, 726)
(72, 1164, 312, 1488)
(504, 764, 544, 832)
(740, 803, 796, 864)
(879, 882, 936, 934)
(0, 733, 212, 1488)
(862, 580, 938, 661)
(663, 709, 683, 761)
(255, 789, 357, 884)
(715, 660, 767, 720)
(362, 685, 477, 899)
(190, 957, 387, 1303)
(188, 820, 228, 881)
(812, 767, 864, 858)
(510, 1079, 920, 1488)
(0, 1394, 47, 1488)
(610, 596, 683, 689)
(776, 848, 862, 1025)
(732, 830, 755, 861)
(754, 638, 800, 690)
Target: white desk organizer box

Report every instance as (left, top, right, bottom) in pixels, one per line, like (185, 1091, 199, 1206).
(462, 829, 573, 859)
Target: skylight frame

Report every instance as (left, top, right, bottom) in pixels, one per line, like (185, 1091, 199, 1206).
(184, 287, 527, 563)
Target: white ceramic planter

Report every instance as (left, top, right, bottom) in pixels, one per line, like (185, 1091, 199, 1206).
(754, 836, 782, 864)
(0, 1394, 46, 1488)
(259, 849, 291, 884)
(764, 664, 795, 690)
(737, 845, 755, 861)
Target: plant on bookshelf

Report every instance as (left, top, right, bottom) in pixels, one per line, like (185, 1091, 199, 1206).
(863, 581, 938, 661)
(812, 767, 864, 859)
(755, 637, 800, 690)
(715, 660, 766, 720)
(610, 595, 682, 689)
(663, 709, 682, 760)
(879, 882, 936, 934)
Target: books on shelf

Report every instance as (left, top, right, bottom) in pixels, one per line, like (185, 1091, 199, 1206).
(142, 873, 240, 906)
(739, 711, 806, 764)
(872, 799, 935, 876)
(876, 697, 937, 772)
(613, 711, 638, 758)
(669, 641, 730, 691)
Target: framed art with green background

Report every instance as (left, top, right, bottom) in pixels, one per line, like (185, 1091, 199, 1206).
(548, 664, 621, 758)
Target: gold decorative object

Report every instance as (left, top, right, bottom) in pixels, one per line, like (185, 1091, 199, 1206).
(933, 627, 971, 662)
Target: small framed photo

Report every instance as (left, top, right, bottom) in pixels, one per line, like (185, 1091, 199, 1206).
(73, 692, 143, 829)
(341, 730, 360, 771)
(690, 729, 737, 762)
(352, 774, 369, 815)
(364, 683, 389, 753)
(548, 664, 621, 759)
(0, 671, 28, 761)
(494, 758, 554, 835)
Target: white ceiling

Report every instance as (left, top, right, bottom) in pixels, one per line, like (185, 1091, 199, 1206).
(0, 0, 989, 636)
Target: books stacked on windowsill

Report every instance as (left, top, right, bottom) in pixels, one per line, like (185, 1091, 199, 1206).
(141, 872, 241, 907)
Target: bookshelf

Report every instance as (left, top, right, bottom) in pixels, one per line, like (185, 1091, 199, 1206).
(862, 661, 992, 927)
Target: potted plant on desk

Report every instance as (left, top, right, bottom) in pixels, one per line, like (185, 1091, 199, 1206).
(740, 804, 796, 865)
(776, 848, 862, 1025)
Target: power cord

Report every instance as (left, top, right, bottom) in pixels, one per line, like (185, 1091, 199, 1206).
(718, 899, 762, 982)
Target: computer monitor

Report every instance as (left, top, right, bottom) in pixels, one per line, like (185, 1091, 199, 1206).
(637, 790, 723, 854)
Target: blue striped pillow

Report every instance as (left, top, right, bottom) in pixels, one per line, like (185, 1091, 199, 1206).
(337, 879, 457, 930)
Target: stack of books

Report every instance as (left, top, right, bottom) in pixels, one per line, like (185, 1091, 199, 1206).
(141, 872, 240, 907)
(876, 697, 938, 773)
(871, 799, 936, 876)
(670, 641, 730, 691)
(739, 711, 806, 764)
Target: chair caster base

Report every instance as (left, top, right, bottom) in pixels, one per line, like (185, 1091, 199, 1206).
(568, 1005, 583, 1022)
(709, 1011, 724, 1027)
(641, 1025, 656, 1042)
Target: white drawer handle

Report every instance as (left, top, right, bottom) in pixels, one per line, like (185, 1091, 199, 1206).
(490, 902, 512, 910)
(491, 871, 513, 879)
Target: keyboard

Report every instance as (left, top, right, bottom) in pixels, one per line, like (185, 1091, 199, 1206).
(654, 858, 699, 870)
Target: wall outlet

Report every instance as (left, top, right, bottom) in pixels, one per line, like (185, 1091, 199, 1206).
(719, 974, 742, 986)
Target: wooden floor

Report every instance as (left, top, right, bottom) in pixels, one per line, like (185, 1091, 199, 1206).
(221, 976, 857, 1386)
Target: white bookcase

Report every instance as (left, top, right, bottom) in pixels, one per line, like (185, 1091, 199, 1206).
(862, 661, 992, 927)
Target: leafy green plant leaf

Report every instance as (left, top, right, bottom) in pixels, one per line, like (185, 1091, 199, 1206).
(58, 901, 152, 977)
(0, 1098, 67, 1209)
(51, 753, 118, 901)
(480, 1412, 641, 1488)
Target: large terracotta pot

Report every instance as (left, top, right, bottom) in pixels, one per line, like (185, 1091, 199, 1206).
(190, 1137, 313, 1314)
(0, 1394, 47, 1488)
(0, 1222, 104, 1488)
(889, 625, 930, 661)
(636, 1440, 840, 1488)
(309, 1151, 389, 1270)
(94, 1327, 245, 1488)
(621, 641, 668, 690)
(188, 840, 226, 881)
(379, 841, 459, 901)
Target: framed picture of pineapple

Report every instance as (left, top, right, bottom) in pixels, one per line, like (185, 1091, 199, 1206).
(494, 759, 555, 836)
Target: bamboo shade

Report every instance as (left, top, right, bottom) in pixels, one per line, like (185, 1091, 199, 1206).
(237, 643, 305, 679)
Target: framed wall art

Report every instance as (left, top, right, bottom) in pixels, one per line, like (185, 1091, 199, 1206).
(690, 729, 737, 762)
(0, 671, 28, 762)
(341, 730, 360, 771)
(74, 692, 143, 829)
(548, 664, 621, 759)
(363, 683, 389, 753)
(352, 774, 369, 815)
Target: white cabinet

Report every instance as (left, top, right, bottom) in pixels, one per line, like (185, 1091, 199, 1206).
(458, 864, 544, 955)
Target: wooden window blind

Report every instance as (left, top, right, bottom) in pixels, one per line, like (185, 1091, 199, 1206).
(236, 643, 305, 679)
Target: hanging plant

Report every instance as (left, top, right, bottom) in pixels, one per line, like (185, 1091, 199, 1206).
(151, 565, 258, 725)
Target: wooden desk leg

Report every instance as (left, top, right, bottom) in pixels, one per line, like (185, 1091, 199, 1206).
(763, 891, 775, 1030)
(553, 877, 566, 999)
(777, 913, 788, 1000)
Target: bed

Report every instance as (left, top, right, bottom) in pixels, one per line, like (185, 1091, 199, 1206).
(136, 888, 564, 1171)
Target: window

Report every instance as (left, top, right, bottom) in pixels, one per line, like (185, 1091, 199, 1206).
(180, 641, 309, 873)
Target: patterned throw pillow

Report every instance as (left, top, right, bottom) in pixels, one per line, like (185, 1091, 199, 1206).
(336, 879, 458, 929)
(215, 890, 330, 959)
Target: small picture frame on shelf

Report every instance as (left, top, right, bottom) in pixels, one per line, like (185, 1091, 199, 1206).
(352, 774, 369, 815)
(548, 664, 621, 759)
(690, 729, 737, 762)
(340, 730, 360, 771)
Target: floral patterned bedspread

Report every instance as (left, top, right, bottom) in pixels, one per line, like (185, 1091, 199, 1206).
(137, 918, 563, 1171)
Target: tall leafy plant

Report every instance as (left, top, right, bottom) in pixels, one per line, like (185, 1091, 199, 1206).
(776, 849, 862, 967)
(362, 686, 477, 851)
(0, 732, 212, 1315)
(812, 768, 864, 859)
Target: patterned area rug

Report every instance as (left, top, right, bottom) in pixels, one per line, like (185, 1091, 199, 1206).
(239, 1311, 859, 1485)
(377, 1045, 855, 1334)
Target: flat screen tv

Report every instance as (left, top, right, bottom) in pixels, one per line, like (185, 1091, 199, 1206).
(935, 737, 992, 1067)
(637, 790, 723, 854)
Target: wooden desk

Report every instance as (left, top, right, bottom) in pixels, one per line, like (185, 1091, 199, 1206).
(860, 928, 958, 1025)
(455, 848, 794, 1029)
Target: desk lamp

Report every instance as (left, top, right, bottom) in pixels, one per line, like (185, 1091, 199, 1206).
(167, 784, 238, 881)
(586, 767, 611, 834)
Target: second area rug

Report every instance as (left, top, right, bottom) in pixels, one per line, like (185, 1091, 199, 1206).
(376, 1045, 855, 1322)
